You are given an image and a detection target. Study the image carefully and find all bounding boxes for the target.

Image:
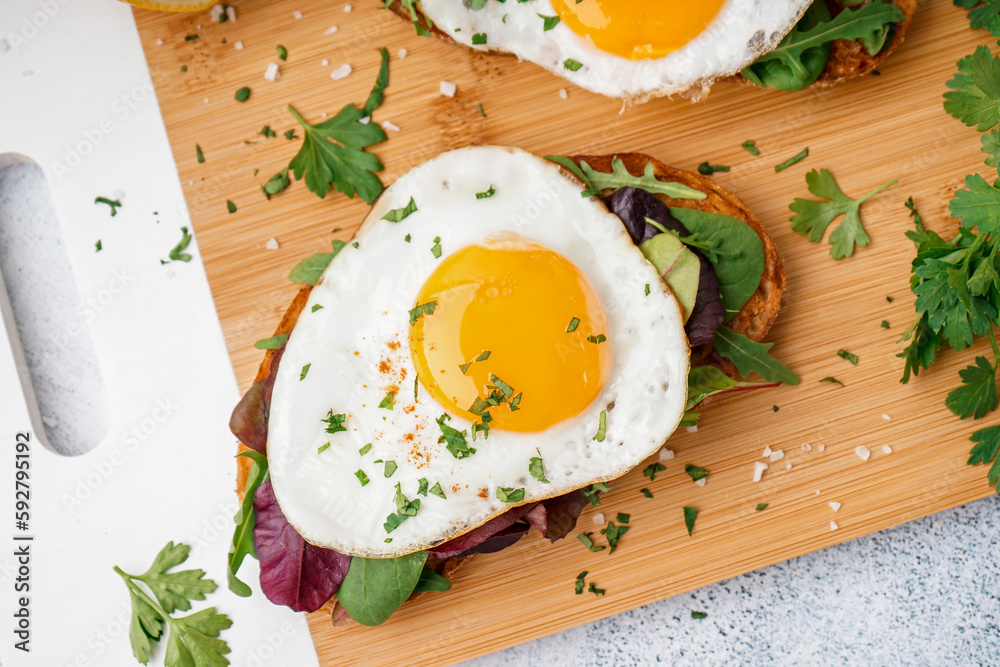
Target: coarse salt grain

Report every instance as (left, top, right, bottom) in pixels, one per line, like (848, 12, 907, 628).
(358, 116, 371, 124)
(818, 444, 826, 452)
(112, 189, 125, 200)
(785, 463, 792, 470)
(882, 414, 892, 421)
(769, 449, 784, 462)
(42, 416, 59, 429)
(855, 445, 871, 462)
(814, 489, 822, 496)
(802, 443, 812, 452)
(559, 89, 568, 99)
(753, 461, 768, 482)
(882, 445, 892, 454)
(592, 512, 604, 525)
(763, 446, 772, 457)
(325, 25, 339, 35)
(440, 80, 457, 97)
(264, 63, 280, 81)
(210, 4, 225, 21)
(330, 64, 352, 80)
(155, 38, 163, 46)
(829, 501, 841, 512)
(344, 4, 352, 11)
(381, 120, 400, 132)
(686, 425, 698, 433)
(293, 10, 302, 19)
(226, 5, 236, 22)
(322, 59, 329, 66)
(398, 48, 408, 59)
(659, 448, 675, 461)
(830, 521, 839, 531)
(695, 478, 706, 487)
(265, 238, 279, 250)
(234, 40, 244, 50)
(204, 98, 209, 104)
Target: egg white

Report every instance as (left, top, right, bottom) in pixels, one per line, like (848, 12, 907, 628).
(416, 0, 812, 100)
(266, 147, 690, 557)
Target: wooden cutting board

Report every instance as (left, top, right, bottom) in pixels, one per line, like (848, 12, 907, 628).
(134, 2, 996, 664)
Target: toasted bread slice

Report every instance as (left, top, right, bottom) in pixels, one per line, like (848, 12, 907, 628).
(234, 151, 785, 622)
(388, 0, 914, 93)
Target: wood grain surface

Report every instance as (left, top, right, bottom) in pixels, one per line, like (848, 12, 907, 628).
(133, 2, 998, 664)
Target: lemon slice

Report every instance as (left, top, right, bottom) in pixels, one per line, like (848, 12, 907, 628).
(121, 0, 215, 12)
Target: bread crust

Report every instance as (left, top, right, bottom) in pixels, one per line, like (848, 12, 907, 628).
(387, 0, 915, 93)
(234, 151, 785, 620)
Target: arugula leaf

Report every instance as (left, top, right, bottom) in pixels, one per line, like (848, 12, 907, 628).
(743, 1, 905, 91)
(969, 424, 1000, 492)
(288, 240, 347, 285)
(790, 169, 897, 259)
(287, 49, 389, 203)
(578, 157, 707, 200)
(947, 356, 999, 419)
(336, 551, 428, 627)
(686, 365, 778, 410)
(712, 328, 800, 385)
(543, 155, 595, 191)
(228, 450, 268, 597)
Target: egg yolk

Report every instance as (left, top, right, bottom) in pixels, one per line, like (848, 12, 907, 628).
(550, 0, 726, 60)
(409, 240, 610, 433)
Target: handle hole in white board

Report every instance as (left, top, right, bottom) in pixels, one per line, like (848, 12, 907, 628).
(0, 159, 110, 455)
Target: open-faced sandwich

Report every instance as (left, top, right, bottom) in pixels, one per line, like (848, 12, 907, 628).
(228, 146, 797, 627)
(384, 0, 916, 99)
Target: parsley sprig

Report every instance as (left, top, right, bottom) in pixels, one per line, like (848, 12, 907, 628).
(287, 49, 389, 203)
(115, 542, 231, 665)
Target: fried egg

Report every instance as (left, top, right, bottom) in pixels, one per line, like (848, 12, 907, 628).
(266, 147, 690, 557)
(415, 0, 812, 99)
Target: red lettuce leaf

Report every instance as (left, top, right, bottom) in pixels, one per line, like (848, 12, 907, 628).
(253, 480, 352, 612)
(427, 504, 537, 558)
(525, 489, 589, 541)
(685, 255, 726, 347)
(229, 347, 284, 453)
(463, 523, 530, 554)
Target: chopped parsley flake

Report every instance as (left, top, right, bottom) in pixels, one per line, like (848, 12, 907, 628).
(616, 513, 630, 524)
(529, 448, 549, 483)
(437, 414, 476, 459)
(378, 392, 395, 410)
(640, 488, 653, 498)
(359, 443, 372, 456)
(429, 482, 446, 499)
(318, 442, 331, 454)
(837, 349, 859, 365)
(95, 196, 121, 216)
(698, 162, 730, 175)
(691, 611, 707, 620)
(404, 234, 411, 242)
(262, 168, 290, 199)
(196, 144, 205, 163)
(283, 129, 296, 141)
(538, 13, 560, 30)
(684, 464, 708, 482)
(417, 478, 429, 496)
(774, 148, 808, 172)
(644, 284, 650, 296)
(95, 240, 102, 252)
(575, 571, 587, 594)
(577, 532, 605, 552)
(601, 521, 628, 554)
(276, 45, 287, 60)
(683, 506, 698, 536)
(881, 320, 890, 329)
(566, 317, 581, 332)
(382, 196, 418, 222)
(593, 410, 607, 442)
(643, 463, 666, 481)
(409, 300, 438, 325)
(254, 334, 288, 350)
(260, 126, 276, 138)
(226, 200, 237, 214)
(321, 411, 347, 434)
(587, 334, 607, 344)
(300, 363, 311, 380)
(821, 376, 845, 387)
(742, 140, 760, 156)
(355, 470, 370, 486)
(496, 486, 525, 503)
(234, 87, 250, 102)
(384, 460, 397, 478)
(477, 103, 486, 117)
(168, 227, 194, 262)
(588, 582, 605, 596)
(563, 58, 583, 71)
(471, 32, 487, 45)
(756, 503, 769, 511)
(582, 482, 611, 506)
(431, 236, 442, 258)
(384, 484, 421, 533)
(311, 304, 324, 312)
(476, 185, 496, 199)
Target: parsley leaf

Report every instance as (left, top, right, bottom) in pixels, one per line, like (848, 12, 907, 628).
(789, 169, 897, 259)
(947, 356, 999, 419)
(436, 414, 476, 459)
(287, 49, 389, 203)
(582, 482, 612, 506)
(969, 424, 1000, 491)
(684, 464, 708, 482)
(600, 520, 629, 554)
(643, 463, 666, 481)
(496, 486, 525, 503)
(945, 45, 1000, 131)
(950, 173, 1000, 234)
